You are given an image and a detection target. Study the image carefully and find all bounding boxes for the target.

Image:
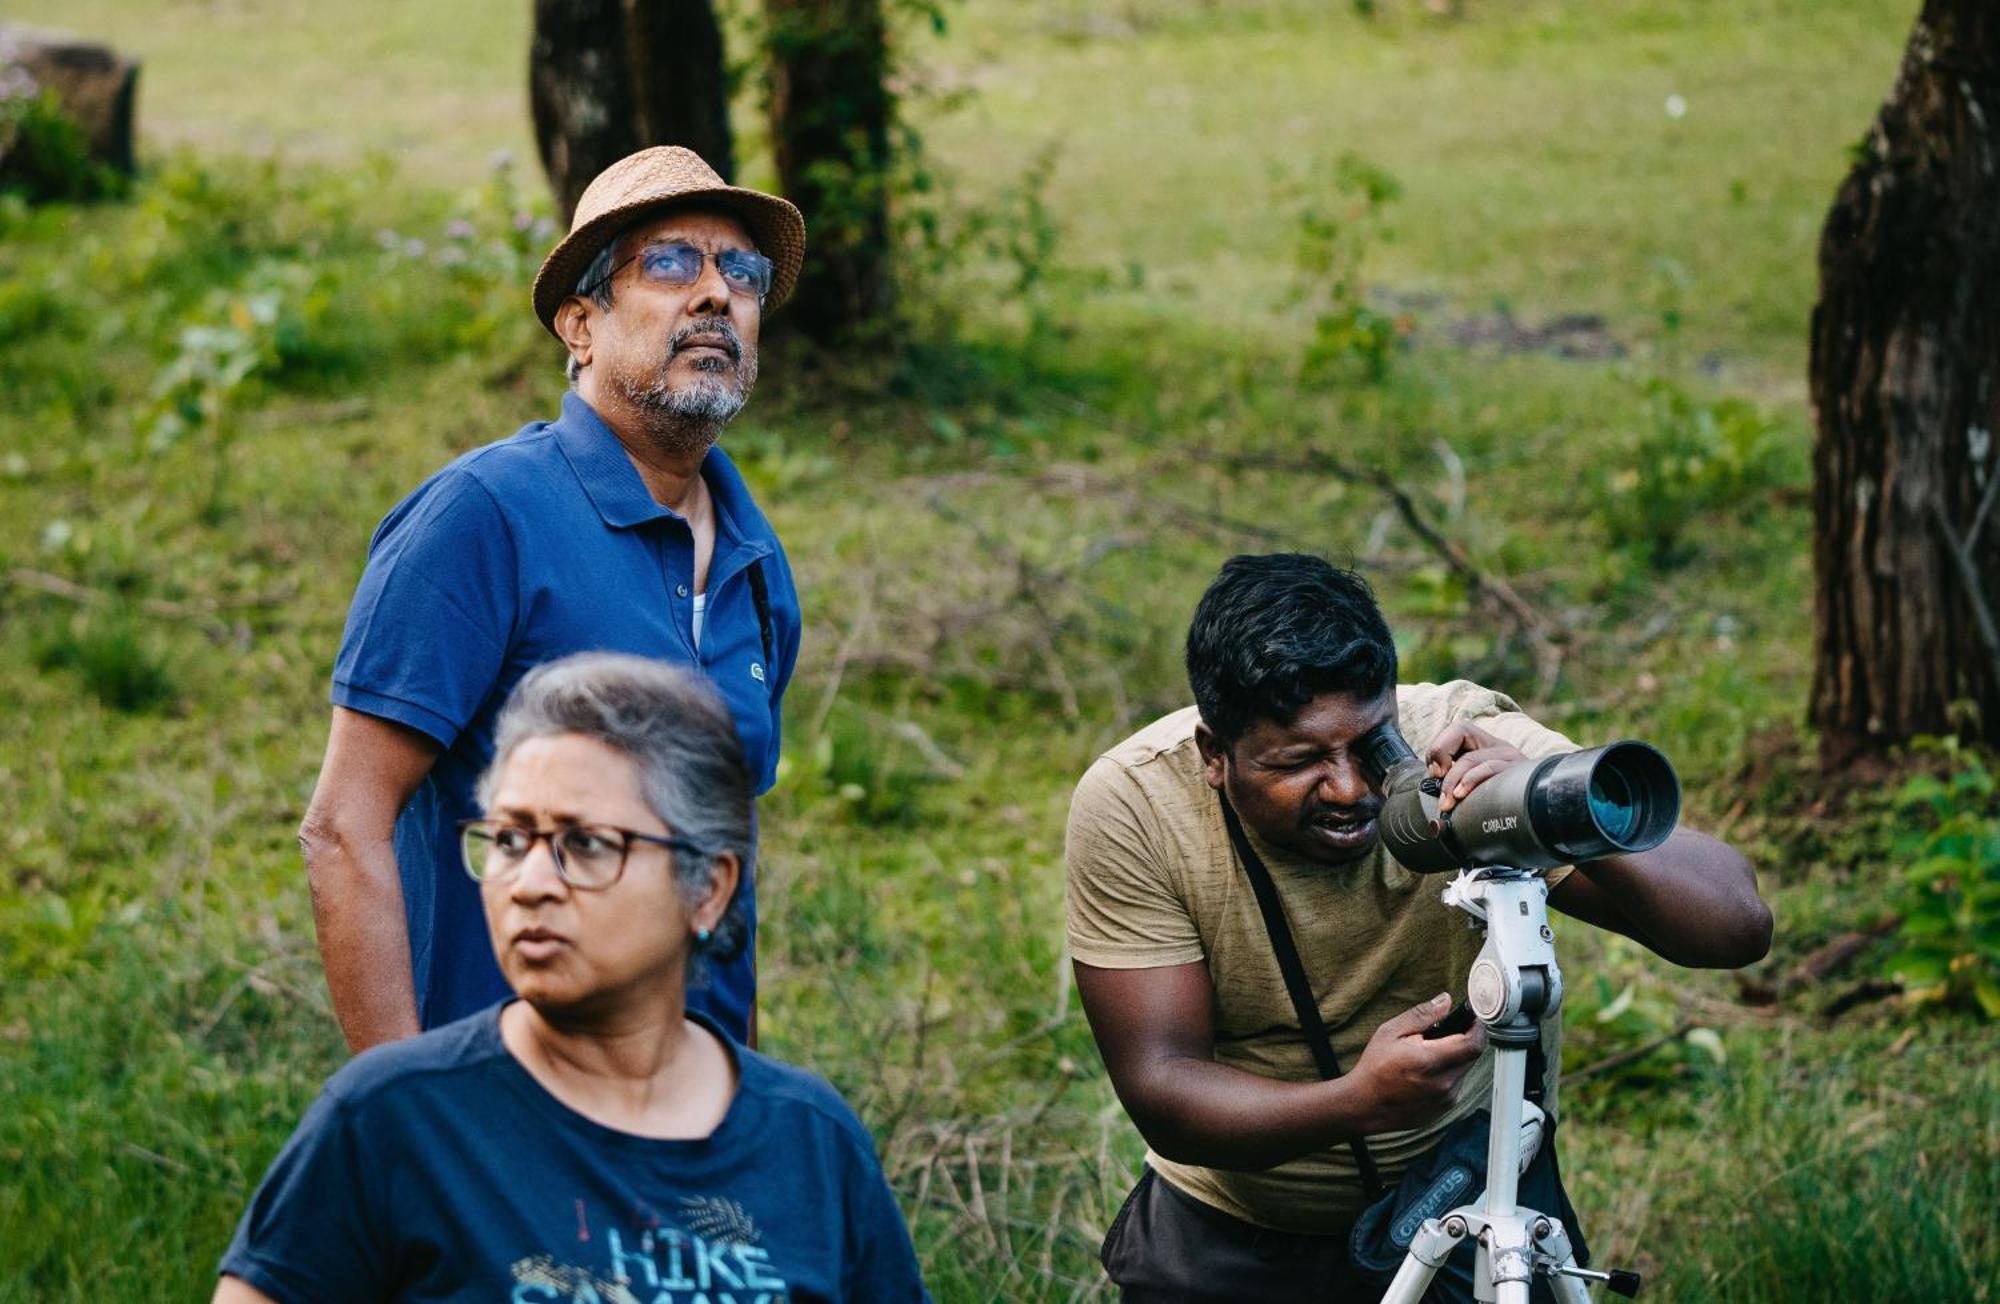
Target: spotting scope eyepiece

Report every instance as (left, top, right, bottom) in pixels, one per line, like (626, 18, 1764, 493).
(1357, 723, 1681, 873)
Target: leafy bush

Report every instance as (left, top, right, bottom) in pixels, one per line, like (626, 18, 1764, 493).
(1291, 152, 1410, 386)
(1595, 376, 1795, 569)
(1884, 738, 2000, 1019)
(785, 709, 937, 829)
(1560, 934, 1725, 1096)
(0, 85, 123, 204)
(32, 614, 177, 713)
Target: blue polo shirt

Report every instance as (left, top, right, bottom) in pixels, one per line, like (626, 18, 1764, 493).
(331, 391, 801, 1042)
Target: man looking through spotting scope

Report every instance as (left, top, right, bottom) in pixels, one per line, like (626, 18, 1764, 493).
(1066, 554, 1771, 1300)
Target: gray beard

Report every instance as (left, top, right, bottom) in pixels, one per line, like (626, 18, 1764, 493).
(611, 330, 759, 461)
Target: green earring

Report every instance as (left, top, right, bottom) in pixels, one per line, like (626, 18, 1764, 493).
(694, 926, 712, 945)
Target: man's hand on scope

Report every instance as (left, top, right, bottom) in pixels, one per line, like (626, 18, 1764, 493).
(1426, 721, 1529, 814)
(1348, 992, 1487, 1133)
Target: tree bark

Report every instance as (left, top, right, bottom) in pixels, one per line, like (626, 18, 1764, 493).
(1809, 0, 2000, 765)
(530, 0, 734, 224)
(765, 0, 895, 342)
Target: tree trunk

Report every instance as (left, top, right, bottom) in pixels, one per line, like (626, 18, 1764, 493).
(1809, 0, 2000, 766)
(765, 0, 894, 342)
(530, 0, 734, 224)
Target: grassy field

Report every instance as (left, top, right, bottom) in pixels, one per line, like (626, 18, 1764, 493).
(3, 0, 1996, 1299)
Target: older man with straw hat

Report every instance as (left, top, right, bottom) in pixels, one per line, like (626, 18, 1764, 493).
(301, 147, 806, 1055)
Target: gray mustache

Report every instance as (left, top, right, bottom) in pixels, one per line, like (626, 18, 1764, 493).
(671, 322, 742, 362)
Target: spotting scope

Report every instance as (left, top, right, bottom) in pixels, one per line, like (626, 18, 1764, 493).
(1356, 724, 1681, 873)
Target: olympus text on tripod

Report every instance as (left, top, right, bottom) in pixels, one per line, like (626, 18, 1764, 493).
(1357, 724, 1682, 873)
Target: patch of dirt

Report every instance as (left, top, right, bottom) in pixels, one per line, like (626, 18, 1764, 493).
(1372, 291, 1629, 362)
(1440, 307, 1627, 360)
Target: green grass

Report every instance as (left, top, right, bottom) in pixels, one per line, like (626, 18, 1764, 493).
(4, 0, 1996, 1300)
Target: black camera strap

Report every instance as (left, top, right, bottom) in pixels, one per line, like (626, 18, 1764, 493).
(747, 559, 775, 669)
(1217, 791, 1386, 1202)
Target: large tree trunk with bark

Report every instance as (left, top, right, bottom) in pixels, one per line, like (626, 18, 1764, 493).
(765, 0, 894, 343)
(530, 0, 733, 224)
(1809, 0, 2000, 766)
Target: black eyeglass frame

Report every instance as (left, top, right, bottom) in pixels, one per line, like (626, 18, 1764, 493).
(578, 242, 775, 302)
(457, 818, 709, 892)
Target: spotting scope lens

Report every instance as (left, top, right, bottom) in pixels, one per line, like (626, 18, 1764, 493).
(1567, 742, 1678, 856)
(1588, 767, 1638, 843)
(1363, 725, 1682, 873)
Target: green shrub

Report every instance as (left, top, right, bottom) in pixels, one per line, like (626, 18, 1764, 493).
(1884, 738, 2000, 1019)
(32, 614, 177, 713)
(1291, 152, 1409, 387)
(0, 89, 123, 204)
(785, 709, 937, 828)
(1595, 376, 1796, 569)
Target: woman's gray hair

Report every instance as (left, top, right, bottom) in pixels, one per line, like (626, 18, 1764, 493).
(476, 652, 753, 960)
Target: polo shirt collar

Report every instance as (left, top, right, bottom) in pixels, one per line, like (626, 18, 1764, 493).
(553, 390, 770, 544)
(553, 391, 675, 529)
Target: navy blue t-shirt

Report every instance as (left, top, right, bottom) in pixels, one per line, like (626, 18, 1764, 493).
(331, 392, 802, 1041)
(220, 1006, 928, 1303)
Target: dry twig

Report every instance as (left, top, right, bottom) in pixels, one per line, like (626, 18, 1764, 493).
(1567, 1020, 1695, 1084)
(1194, 447, 1566, 695)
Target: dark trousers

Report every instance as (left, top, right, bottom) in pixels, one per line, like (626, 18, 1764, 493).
(1100, 1169, 1371, 1303)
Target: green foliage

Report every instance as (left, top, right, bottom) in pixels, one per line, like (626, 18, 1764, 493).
(1885, 739, 2000, 1019)
(0, 88, 123, 204)
(899, 142, 1071, 356)
(1632, 1037, 1999, 1303)
(145, 286, 282, 521)
(1595, 376, 1796, 569)
(1560, 935, 1726, 1093)
(1590, 263, 1803, 570)
(1290, 152, 1410, 386)
(31, 613, 177, 713)
(785, 709, 938, 828)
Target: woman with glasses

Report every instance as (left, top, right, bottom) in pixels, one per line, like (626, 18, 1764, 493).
(216, 653, 928, 1303)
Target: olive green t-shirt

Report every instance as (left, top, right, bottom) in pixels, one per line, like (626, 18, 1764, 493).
(1064, 680, 1576, 1233)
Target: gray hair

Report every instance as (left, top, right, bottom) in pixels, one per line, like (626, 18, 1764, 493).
(477, 652, 753, 961)
(565, 238, 623, 385)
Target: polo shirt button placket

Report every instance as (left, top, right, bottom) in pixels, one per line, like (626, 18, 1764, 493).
(655, 526, 697, 660)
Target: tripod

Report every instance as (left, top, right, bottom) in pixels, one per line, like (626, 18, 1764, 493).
(1379, 868, 1641, 1304)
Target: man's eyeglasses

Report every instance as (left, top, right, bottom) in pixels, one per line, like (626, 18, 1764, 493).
(583, 243, 775, 300)
(458, 819, 707, 892)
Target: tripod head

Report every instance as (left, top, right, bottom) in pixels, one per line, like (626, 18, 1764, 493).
(1438, 867, 1563, 1047)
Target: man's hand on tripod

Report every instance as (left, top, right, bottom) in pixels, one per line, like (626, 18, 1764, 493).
(1349, 993, 1487, 1133)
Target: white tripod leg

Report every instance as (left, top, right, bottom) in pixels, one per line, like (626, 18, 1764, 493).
(1377, 1217, 1465, 1304)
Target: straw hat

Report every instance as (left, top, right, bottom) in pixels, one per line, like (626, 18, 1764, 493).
(531, 146, 807, 336)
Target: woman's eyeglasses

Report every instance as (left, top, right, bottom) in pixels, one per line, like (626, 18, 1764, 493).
(458, 819, 706, 891)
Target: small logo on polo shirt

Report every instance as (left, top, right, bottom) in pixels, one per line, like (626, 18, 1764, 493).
(751, 662, 766, 682)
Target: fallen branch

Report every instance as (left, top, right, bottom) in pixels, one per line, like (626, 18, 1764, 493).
(4, 567, 269, 645)
(1821, 977, 1902, 1020)
(2, 564, 296, 644)
(1193, 446, 1566, 696)
(1782, 914, 1902, 993)
(1566, 1020, 1694, 1084)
